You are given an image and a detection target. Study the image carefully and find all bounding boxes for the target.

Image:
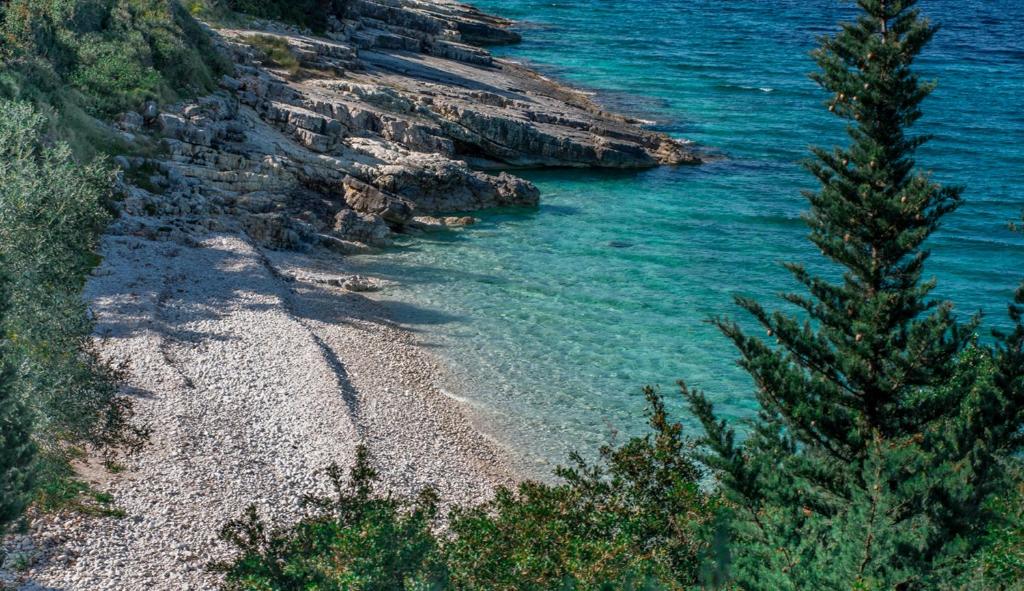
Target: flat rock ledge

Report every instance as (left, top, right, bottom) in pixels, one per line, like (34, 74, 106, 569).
(109, 0, 698, 252)
(1, 1, 699, 589)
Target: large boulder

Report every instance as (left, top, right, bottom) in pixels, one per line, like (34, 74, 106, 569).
(333, 208, 393, 245)
(340, 176, 414, 224)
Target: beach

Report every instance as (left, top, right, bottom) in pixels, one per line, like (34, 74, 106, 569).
(0, 1, 694, 587)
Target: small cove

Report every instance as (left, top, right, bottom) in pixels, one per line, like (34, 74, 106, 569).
(350, 0, 1024, 470)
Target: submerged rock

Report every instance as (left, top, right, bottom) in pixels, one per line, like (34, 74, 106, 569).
(409, 215, 478, 232)
(341, 275, 381, 292)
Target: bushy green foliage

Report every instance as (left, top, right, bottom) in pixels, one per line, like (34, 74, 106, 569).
(0, 99, 147, 521)
(70, 29, 166, 116)
(213, 446, 447, 591)
(968, 463, 1024, 590)
(0, 101, 112, 444)
(215, 391, 718, 590)
(0, 0, 205, 534)
(1, 0, 228, 118)
(446, 387, 717, 590)
(0, 277, 35, 536)
(683, 1, 1024, 589)
(0, 60, 131, 160)
(974, 235, 1024, 590)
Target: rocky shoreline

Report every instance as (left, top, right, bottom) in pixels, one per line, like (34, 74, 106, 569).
(112, 0, 697, 253)
(1, 1, 697, 589)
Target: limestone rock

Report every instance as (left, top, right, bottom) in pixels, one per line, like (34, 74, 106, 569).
(333, 209, 392, 245)
(142, 101, 159, 122)
(341, 176, 413, 224)
(409, 215, 477, 231)
(116, 111, 144, 133)
(341, 275, 381, 292)
(110, 0, 697, 252)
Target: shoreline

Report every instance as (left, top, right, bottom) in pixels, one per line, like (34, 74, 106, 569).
(3, 232, 520, 590)
(1, 0, 696, 587)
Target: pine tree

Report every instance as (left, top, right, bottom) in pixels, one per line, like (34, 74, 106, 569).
(0, 274, 35, 535)
(684, 1, 1024, 588)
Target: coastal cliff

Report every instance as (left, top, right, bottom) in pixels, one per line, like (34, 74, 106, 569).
(1, 1, 697, 589)
(113, 0, 698, 251)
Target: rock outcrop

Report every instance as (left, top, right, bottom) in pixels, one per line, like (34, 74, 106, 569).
(112, 0, 699, 250)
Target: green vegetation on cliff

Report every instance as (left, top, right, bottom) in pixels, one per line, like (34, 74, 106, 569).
(0, 0, 225, 533)
(0, 276, 35, 537)
(0, 0, 1020, 588)
(215, 0, 350, 32)
(445, 388, 718, 590)
(0, 99, 149, 533)
(0, 0, 228, 157)
(213, 446, 448, 591)
(1, 0, 227, 108)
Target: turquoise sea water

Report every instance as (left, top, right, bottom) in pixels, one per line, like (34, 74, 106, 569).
(350, 0, 1024, 470)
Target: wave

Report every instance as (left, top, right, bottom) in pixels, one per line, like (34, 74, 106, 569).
(713, 82, 777, 94)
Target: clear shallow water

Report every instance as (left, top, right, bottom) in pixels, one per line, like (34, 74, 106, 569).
(350, 0, 1024, 470)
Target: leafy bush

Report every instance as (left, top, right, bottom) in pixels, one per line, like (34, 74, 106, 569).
(0, 278, 35, 536)
(212, 446, 447, 591)
(971, 260, 1024, 590)
(446, 387, 718, 590)
(220, 0, 350, 33)
(969, 463, 1024, 589)
(1, 0, 229, 118)
(0, 0, 217, 531)
(242, 34, 300, 77)
(215, 390, 718, 590)
(0, 100, 111, 439)
(0, 99, 147, 519)
(70, 32, 164, 120)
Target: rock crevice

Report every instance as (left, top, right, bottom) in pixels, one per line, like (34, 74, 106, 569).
(113, 0, 698, 250)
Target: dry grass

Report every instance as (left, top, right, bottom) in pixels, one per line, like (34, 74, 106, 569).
(243, 34, 301, 76)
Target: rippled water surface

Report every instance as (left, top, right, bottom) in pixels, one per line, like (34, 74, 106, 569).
(349, 0, 1024, 470)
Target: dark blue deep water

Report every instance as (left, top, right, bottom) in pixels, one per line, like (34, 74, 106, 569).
(350, 0, 1024, 470)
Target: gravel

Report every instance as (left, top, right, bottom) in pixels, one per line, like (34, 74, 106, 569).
(3, 231, 515, 590)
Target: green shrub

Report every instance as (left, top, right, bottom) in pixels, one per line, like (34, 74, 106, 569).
(969, 464, 1024, 589)
(212, 446, 448, 591)
(0, 277, 35, 536)
(0, 0, 221, 532)
(0, 100, 112, 439)
(446, 387, 717, 590)
(0, 60, 132, 160)
(70, 31, 165, 116)
(214, 391, 718, 590)
(1, 0, 229, 118)
(221, 0, 350, 33)
(136, 0, 227, 94)
(242, 34, 300, 76)
(0, 99, 147, 519)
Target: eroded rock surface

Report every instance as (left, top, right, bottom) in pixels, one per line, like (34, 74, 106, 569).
(113, 0, 697, 250)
